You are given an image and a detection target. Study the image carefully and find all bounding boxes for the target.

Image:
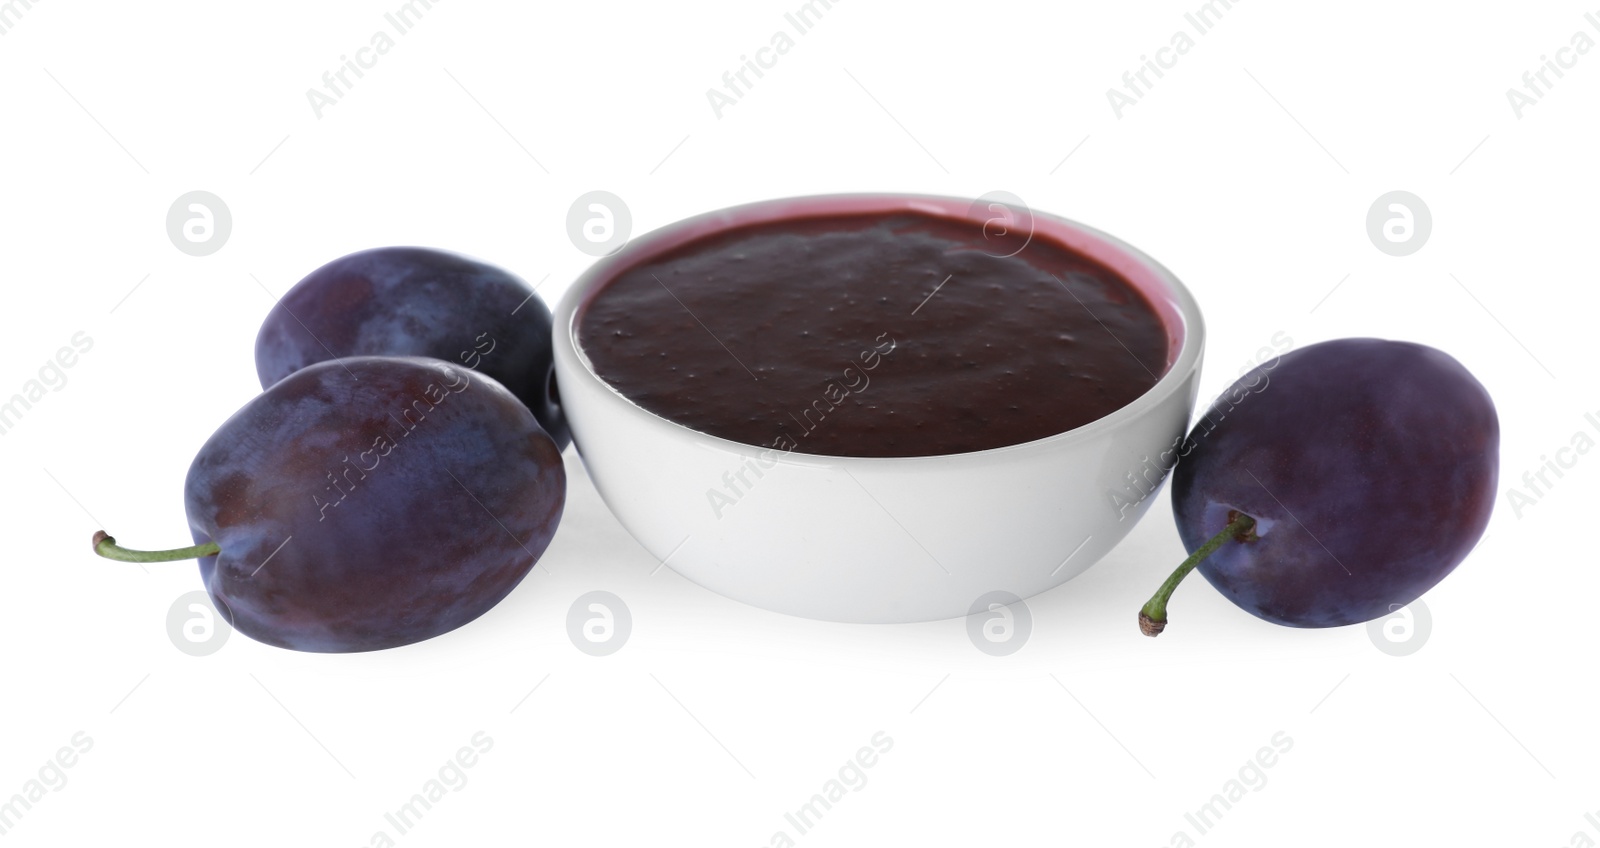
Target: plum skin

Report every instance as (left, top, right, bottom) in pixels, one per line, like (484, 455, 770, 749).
(254, 246, 570, 451)
(185, 356, 565, 652)
(1170, 338, 1498, 628)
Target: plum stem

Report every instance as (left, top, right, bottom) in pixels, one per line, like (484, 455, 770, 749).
(1139, 511, 1257, 637)
(92, 530, 220, 563)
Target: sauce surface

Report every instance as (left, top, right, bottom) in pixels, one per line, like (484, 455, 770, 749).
(577, 212, 1168, 457)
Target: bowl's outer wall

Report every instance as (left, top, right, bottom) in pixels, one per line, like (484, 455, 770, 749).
(558, 361, 1200, 622)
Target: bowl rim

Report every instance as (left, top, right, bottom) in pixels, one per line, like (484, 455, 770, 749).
(552, 192, 1205, 467)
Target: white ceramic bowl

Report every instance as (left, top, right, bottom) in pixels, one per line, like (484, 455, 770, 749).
(552, 194, 1204, 623)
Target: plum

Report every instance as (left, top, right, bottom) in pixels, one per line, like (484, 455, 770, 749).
(255, 247, 570, 451)
(1140, 338, 1498, 635)
(94, 356, 565, 652)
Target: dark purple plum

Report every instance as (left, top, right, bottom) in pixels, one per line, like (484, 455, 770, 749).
(1140, 338, 1498, 634)
(255, 247, 570, 451)
(95, 356, 565, 652)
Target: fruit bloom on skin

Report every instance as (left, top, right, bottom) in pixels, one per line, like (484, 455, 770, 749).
(1163, 338, 1498, 629)
(180, 356, 565, 652)
(254, 247, 570, 451)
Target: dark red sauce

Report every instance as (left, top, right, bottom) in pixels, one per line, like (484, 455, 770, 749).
(577, 211, 1168, 457)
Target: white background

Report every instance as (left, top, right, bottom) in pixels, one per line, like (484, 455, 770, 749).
(2, 0, 1596, 844)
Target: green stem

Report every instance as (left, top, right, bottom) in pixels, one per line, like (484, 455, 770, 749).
(1139, 511, 1257, 637)
(92, 530, 219, 563)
